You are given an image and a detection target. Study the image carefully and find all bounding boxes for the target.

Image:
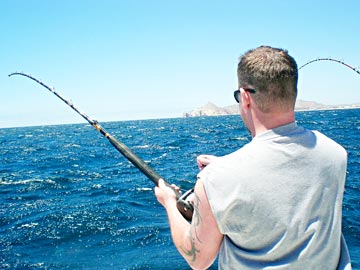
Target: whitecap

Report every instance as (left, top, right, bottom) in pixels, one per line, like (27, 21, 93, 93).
(92, 184, 103, 189)
(136, 187, 152, 191)
(64, 143, 81, 148)
(135, 145, 150, 149)
(18, 222, 38, 229)
(0, 179, 44, 185)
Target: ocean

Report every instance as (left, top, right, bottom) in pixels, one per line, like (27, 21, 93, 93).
(1, 109, 359, 270)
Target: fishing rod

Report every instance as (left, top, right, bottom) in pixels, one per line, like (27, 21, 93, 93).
(8, 72, 194, 222)
(299, 57, 360, 75)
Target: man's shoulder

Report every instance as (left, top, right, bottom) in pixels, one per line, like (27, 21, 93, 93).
(311, 129, 347, 157)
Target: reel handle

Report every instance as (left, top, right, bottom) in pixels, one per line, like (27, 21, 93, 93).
(176, 188, 194, 222)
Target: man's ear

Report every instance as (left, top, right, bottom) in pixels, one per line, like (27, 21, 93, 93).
(240, 89, 251, 108)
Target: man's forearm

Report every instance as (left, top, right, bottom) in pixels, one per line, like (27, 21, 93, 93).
(164, 194, 211, 270)
(164, 200, 195, 262)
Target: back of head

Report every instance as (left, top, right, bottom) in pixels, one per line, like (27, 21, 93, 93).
(237, 46, 298, 113)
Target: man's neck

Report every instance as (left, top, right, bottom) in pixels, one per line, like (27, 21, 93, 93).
(252, 110, 295, 137)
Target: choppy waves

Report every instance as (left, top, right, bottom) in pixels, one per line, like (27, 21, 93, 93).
(1, 110, 359, 269)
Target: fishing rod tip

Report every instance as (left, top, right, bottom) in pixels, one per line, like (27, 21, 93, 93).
(8, 72, 19, 77)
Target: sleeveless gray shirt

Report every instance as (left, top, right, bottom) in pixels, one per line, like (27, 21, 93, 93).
(199, 123, 351, 269)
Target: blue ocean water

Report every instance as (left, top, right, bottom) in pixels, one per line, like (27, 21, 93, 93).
(1, 109, 359, 270)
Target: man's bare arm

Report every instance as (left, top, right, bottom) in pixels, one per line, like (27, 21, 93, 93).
(155, 179, 223, 269)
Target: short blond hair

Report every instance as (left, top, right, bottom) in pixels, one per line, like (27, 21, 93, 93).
(237, 46, 298, 113)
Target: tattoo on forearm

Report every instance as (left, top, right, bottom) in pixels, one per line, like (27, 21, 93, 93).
(192, 193, 202, 243)
(181, 192, 202, 262)
(181, 230, 200, 262)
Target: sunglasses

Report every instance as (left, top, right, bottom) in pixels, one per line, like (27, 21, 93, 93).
(233, 88, 256, 103)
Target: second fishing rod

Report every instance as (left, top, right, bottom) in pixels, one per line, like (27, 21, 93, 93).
(9, 72, 194, 222)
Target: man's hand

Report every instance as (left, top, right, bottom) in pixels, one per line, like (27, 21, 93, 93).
(196, 154, 218, 170)
(154, 179, 180, 208)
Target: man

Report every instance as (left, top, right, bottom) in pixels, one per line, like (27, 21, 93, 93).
(155, 46, 351, 269)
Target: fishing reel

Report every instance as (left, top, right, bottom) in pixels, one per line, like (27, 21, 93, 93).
(176, 188, 195, 222)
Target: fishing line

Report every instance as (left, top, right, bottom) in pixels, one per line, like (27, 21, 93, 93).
(8, 72, 194, 222)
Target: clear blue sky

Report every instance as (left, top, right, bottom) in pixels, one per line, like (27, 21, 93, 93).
(1, 0, 360, 128)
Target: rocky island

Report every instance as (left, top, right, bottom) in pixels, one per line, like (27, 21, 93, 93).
(183, 100, 360, 117)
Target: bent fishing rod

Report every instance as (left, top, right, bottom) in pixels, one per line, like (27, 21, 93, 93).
(299, 57, 360, 75)
(8, 72, 194, 222)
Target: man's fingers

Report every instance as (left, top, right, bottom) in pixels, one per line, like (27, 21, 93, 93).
(158, 178, 166, 188)
(170, 184, 180, 192)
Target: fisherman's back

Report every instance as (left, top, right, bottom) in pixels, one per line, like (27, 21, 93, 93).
(200, 123, 351, 269)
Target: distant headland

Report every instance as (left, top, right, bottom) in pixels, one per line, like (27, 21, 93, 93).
(183, 100, 360, 117)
